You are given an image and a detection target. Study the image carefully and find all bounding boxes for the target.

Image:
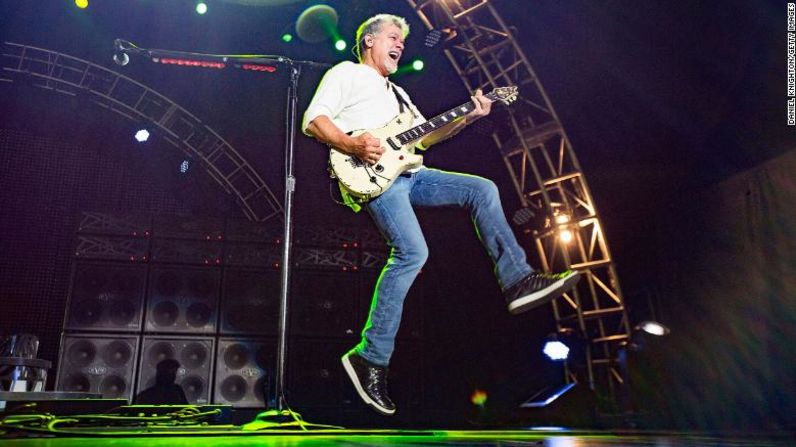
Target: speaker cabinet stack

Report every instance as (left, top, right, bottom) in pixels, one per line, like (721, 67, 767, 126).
(289, 339, 354, 408)
(64, 263, 147, 333)
(56, 213, 424, 412)
(137, 336, 214, 404)
(290, 271, 358, 338)
(59, 245, 147, 401)
(214, 338, 275, 407)
(146, 266, 219, 334)
(56, 334, 139, 401)
(220, 269, 280, 335)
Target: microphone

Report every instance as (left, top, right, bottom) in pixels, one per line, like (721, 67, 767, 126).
(113, 52, 129, 66)
(112, 38, 130, 66)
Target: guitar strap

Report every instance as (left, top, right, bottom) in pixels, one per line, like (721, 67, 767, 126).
(390, 83, 418, 119)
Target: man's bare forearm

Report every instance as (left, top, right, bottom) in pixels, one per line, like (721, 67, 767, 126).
(420, 89, 492, 149)
(419, 117, 467, 149)
(307, 115, 385, 163)
(306, 115, 355, 153)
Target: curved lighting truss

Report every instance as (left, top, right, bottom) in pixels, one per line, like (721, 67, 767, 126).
(408, 1, 631, 402)
(1, 42, 283, 223)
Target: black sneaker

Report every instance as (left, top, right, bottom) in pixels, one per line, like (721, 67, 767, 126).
(341, 351, 396, 416)
(504, 270, 581, 315)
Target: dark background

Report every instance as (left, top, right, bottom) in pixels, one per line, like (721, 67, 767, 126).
(1, 0, 793, 430)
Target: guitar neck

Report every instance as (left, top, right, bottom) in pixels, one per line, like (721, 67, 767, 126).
(394, 92, 499, 145)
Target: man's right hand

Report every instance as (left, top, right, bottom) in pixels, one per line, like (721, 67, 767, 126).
(347, 133, 384, 165)
(306, 116, 384, 164)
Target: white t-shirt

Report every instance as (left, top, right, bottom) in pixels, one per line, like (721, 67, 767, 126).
(302, 61, 426, 136)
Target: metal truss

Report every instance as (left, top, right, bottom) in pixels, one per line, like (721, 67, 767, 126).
(1, 42, 283, 223)
(408, 0, 631, 403)
(77, 212, 152, 237)
(74, 212, 386, 271)
(75, 235, 149, 261)
(293, 247, 358, 271)
(360, 250, 389, 271)
(293, 225, 359, 248)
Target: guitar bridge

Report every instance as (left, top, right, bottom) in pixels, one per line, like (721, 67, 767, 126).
(346, 157, 365, 169)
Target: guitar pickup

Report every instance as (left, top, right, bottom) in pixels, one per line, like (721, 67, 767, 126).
(386, 137, 401, 151)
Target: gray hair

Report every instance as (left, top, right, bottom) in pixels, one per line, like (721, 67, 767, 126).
(354, 14, 410, 62)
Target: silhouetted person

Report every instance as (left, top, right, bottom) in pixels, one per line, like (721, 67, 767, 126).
(134, 358, 188, 405)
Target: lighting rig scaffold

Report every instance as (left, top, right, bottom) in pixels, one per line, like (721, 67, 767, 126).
(407, 0, 632, 404)
(1, 42, 283, 223)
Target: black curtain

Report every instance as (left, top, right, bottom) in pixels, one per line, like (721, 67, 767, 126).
(635, 148, 796, 430)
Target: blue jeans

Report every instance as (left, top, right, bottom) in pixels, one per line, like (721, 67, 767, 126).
(355, 168, 533, 366)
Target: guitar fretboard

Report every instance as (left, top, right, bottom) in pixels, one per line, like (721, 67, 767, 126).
(395, 92, 499, 145)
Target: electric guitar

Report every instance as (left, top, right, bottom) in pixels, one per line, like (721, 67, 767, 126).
(328, 86, 519, 200)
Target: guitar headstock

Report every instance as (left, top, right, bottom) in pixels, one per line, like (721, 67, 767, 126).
(486, 86, 519, 106)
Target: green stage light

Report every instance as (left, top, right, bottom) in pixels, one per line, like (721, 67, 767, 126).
(282, 33, 293, 43)
(335, 39, 347, 51)
(196, 2, 208, 14)
(470, 389, 488, 406)
(394, 61, 425, 76)
(296, 5, 339, 43)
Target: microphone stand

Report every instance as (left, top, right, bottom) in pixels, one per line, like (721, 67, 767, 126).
(276, 58, 299, 414)
(114, 40, 330, 419)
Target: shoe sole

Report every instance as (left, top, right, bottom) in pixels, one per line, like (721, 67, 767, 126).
(341, 353, 396, 416)
(508, 271, 581, 315)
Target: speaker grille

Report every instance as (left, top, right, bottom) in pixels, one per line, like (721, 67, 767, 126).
(214, 338, 275, 407)
(291, 271, 358, 337)
(220, 269, 280, 335)
(65, 264, 146, 332)
(288, 339, 352, 408)
(137, 336, 214, 404)
(56, 334, 139, 400)
(145, 266, 219, 333)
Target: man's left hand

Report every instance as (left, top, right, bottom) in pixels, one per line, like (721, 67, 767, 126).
(468, 89, 493, 121)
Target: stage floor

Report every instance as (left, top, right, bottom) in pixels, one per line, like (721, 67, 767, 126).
(1, 429, 793, 446)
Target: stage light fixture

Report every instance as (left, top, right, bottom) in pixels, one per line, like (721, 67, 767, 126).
(424, 29, 442, 48)
(134, 129, 150, 143)
(520, 382, 576, 409)
(543, 339, 570, 361)
(155, 58, 225, 69)
(180, 160, 190, 174)
(282, 33, 293, 43)
(423, 28, 457, 48)
(542, 329, 586, 363)
(334, 39, 346, 51)
(511, 207, 536, 226)
(555, 213, 570, 224)
(636, 320, 669, 336)
(296, 5, 339, 44)
(75, 0, 88, 9)
(412, 59, 425, 71)
(470, 389, 488, 406)
(196, 2, 208, 14)
(241, 64, 276, 73)
(624, 320, 670, 353)
(559, 229, 573, 244)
